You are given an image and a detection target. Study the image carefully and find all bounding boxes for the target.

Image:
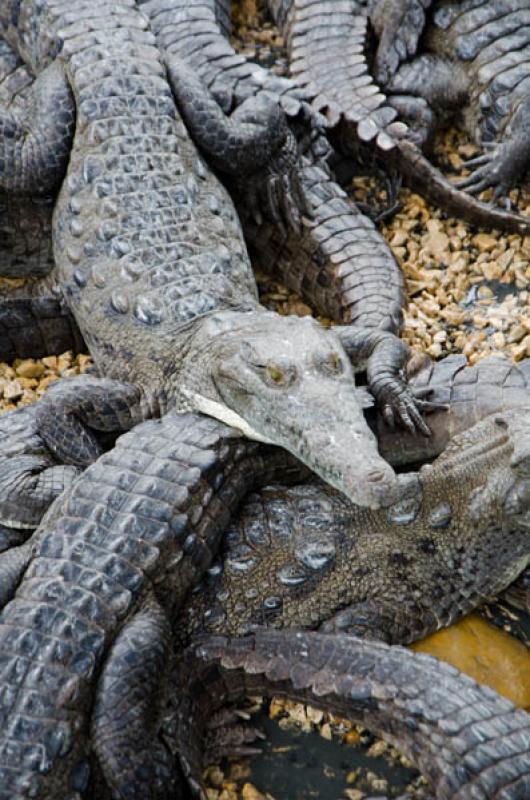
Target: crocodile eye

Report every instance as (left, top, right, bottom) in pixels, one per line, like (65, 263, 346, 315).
(263, 364, 296, 388)
(316, 352, 344, 376)
(267, 366, 284, 384)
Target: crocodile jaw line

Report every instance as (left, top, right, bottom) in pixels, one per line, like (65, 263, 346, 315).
(182, 389, 276, 445)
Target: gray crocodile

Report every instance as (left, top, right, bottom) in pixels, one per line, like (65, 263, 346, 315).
(0, 410, 529, 798)
(1, 353, 529, 534)
(0, 0, 429, 509)
(176, 629, 530, 800)
(371, 0, 530, 202)
(266, 0, 530, 232)
(138, 0, 408, 333)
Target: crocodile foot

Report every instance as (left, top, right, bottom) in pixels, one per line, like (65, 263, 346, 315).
(456, 108, 530, 207)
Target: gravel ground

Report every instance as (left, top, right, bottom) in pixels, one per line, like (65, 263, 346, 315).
(0, 2, 529, 798)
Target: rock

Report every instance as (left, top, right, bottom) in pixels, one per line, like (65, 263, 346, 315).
(15, 360, 45, 379)
(473, 233, 497, 252)
(241, 784, 268, 800)
(3, 380, 23, 401)
(412, 613, 530, 708)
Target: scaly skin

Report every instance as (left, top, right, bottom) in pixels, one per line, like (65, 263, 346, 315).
(0, 412, 529, 798)
(0, 1, 428, 509)
(176, 629, 530, 800)
(183, 408, 530, 644)
(0, 276, 85, 361)
(378, 0, 530, 201)
(0, 37, 56, 279)
(267, 0, 530, 233)
(139, 0, 407, 332)
(2, 353, 529, 532)
(0, 412, 305, 798)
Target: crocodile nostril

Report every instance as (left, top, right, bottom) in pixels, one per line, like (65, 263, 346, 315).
(367, 470, 386, 483)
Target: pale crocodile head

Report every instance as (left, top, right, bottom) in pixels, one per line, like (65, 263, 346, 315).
(182, 311, 397, 509)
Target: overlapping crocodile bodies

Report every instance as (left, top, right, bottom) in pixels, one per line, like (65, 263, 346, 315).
(268, 0, 530, 233)
(185, 409, 530, 645)
(382, 0, 530, 200)
(0, 0, 430, 509)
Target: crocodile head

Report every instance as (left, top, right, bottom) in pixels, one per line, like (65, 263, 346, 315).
(182, 311, 397, 508)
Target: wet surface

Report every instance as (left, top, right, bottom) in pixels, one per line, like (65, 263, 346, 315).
(221, 707, 423, 799)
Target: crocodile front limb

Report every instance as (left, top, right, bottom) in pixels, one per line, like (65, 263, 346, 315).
(176, 629, 530, 800)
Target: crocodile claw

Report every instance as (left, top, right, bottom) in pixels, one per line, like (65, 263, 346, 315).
(455, 141, 527, 206)
(381, 385, 431, 437)
(411, 386, 449, 414)
(261, 129, 311, 235)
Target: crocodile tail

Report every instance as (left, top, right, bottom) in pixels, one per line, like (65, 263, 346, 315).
(178, 629, 530, 799)
(395, 138, 530, 235)
(269, 0, 530, 235)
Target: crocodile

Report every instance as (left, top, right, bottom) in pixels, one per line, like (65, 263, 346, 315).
(0, 0, 430, 510)
(369, 0, 530, 202)
(184, 408, 530, 648)
(0, 410, 530, 798)
(1, 352, 529, 534)
(137, 0, 408, 333)
(266, 0, 530, 232)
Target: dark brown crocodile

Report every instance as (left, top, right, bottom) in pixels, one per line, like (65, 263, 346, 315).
(0, 411, 529, 798)
(0, 0, 429, 511)
(266, 0, 530, 233)
(372, 0, 530, 202)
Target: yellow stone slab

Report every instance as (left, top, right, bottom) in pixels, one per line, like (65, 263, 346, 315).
(412, 613, 530, 709)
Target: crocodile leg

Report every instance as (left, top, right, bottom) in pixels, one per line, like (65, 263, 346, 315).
(0, 277, 85, 361)
(386, 54, 469, 148)
(0, 401, 91, 530)
(165, 55, 306, 233)
(335, 327, 431, 435)
(92, 594, 179, 799)
(178, 629, 530, 799)
(320, 597, 441, 643)
(0, 453, 81, 529)
(369, 0, 434, 85)
(34, 374, 149, 466)
(457, 101, 530, 200)
(0, 60, 74, 197)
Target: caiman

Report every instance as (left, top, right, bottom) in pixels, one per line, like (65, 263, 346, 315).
(0, 0, 429, 509)
(0, 410, 529, 798)
(266, 0, 530, 232)
(370, 0, 530, 202)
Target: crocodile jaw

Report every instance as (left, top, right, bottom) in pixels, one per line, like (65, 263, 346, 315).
(182, 389, 276, 445)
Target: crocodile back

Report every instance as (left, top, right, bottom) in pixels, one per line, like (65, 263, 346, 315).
(4, 0, 258, 393)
